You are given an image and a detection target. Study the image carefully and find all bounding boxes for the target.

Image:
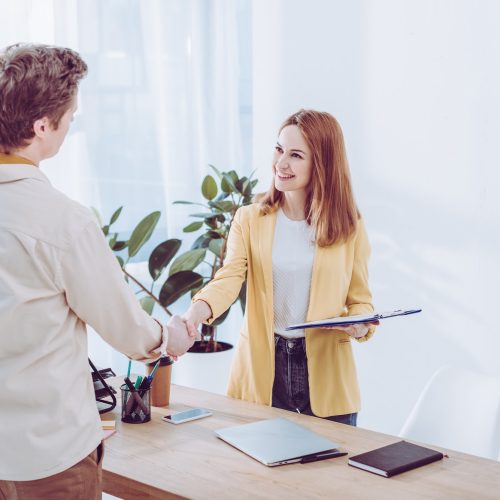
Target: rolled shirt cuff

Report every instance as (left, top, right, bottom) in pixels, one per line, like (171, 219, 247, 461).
(152, 318, 169, 357)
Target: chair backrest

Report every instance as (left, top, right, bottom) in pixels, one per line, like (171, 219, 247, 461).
(399, 365, 500, 460)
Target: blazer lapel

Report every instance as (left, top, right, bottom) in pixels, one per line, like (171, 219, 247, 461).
(258, 210, 277, 333)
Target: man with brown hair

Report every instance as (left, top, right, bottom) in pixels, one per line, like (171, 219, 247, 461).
(0, 44, 194, 499)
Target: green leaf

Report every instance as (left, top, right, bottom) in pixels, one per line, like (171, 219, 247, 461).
(224, 171, 240, 193)
(148, 239, 181, 280)
(191, 234, 211, 249)
(140, 296, 155, 316)
(183, 221, 204, 233)
(215, 192, 230, 202)
(110, 206, 123, 225)
(235, 176, 247, 189)
(221, 173, 237, 193)
(128, 211, 161, 258)
(201, 175, 218, 200)
(159, 271, 204, 307)
(208, 238, 224, 258)
(206, 230, 222, 239)
(116, 255, 125, 268)
(242, 180, 251, 196)
(210, 200, 234, 213)
(209, 164, 223, 180)
(251, 179, 258, 188)
(102, 225, 109, 237)
(108, 233, 118, 249)
(113, 240, 128, 251)
(204, 216, 218, 229)
(173, 201, 208, 208)
(228, 170, 239, 183)
(90, 206, 104, 227)
(169, 248, 206, 276)
(190, 212, 216, 219)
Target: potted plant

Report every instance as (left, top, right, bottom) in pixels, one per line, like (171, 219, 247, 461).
(92, 206, 203, 406)
(94, 165, 258, 354)
(174, 165, 258, 352)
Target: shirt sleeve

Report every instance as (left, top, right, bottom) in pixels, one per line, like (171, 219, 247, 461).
(192, 207, 248, 324)
(56, 219, 167, 362)
(345, 218, 376, 343)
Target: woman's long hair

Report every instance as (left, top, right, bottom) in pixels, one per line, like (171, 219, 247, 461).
(257, 109, 359, 247)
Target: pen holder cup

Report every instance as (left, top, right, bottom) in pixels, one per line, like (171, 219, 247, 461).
(120, 384, 151, 424)
(146, 356, 173, 407)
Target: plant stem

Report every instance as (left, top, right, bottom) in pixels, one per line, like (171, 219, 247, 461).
(210, 253, 218, 280)
(123, 268, 174, 317)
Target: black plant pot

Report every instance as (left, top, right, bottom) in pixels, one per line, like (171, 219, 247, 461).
(188, 340, 233, 353)
(189, 324, 233, 353)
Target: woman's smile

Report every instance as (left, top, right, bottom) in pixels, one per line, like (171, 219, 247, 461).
(276, 171, 296, 180)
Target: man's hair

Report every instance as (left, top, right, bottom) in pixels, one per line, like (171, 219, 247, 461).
(0, 43, 88, 153)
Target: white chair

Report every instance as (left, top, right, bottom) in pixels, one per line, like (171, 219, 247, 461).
(399, 365, 500, 460)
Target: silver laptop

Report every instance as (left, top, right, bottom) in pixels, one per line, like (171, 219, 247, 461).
(215, 417, 340, 466)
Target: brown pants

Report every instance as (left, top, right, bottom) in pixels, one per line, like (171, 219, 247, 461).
(0, 443, 103, 500)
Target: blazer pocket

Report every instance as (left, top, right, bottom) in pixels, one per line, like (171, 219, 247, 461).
(338, 338, 351, 344)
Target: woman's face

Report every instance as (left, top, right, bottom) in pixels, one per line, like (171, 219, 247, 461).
(273, 125, 312, 194)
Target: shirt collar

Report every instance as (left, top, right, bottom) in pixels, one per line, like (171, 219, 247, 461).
(0, 154, 50, 185)
(0, 152, 36, 166)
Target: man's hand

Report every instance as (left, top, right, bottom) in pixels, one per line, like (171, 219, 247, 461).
(181, 300, 212, 338)
(166, 315, 199, 357)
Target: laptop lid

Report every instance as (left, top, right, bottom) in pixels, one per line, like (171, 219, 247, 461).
(215, 417, 339, 466)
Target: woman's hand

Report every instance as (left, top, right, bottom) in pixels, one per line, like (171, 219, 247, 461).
(181, 300, 212, 338)
(323, 321, 379, 339)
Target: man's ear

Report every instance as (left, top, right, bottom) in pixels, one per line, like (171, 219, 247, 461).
(33, 117, 51, 138)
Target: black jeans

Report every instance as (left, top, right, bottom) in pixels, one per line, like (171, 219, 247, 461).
(272, 334, 357, 426)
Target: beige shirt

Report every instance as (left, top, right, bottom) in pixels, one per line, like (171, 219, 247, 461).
(0, 159, 166, 480)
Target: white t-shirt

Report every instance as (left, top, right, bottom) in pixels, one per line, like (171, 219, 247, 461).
(272, 209, 316, 339)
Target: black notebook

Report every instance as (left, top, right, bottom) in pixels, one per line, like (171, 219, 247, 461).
(348, 441, 444, 478)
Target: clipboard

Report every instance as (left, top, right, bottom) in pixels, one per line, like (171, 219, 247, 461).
(285, 308, 422, 331)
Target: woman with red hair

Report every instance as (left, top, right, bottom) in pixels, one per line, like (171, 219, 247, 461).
(183, 109, 376, 425)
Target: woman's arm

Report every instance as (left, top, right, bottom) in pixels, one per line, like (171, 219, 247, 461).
(182, 207, 248, 332)
(342, 218, 376, 341)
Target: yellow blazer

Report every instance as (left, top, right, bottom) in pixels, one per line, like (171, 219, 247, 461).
(193, 203, 375, 417)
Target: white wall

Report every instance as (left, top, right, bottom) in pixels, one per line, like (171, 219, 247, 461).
(252, 0, 500, 435)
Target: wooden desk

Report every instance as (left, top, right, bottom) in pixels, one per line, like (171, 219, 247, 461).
(102, 382, 500, 499)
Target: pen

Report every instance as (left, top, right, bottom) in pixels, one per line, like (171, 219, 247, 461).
(134, 375, 143, 390)
(300, 451, 348, 464)
(124, 377, 138, 414)
(124, 377, 149, 416)
(126, 360, 132, 379)
(129, 359, 161, 414)
(147, 358, 161, 382)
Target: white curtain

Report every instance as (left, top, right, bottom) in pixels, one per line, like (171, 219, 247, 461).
(1, 0, 251, 372)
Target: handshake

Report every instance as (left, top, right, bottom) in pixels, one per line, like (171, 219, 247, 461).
(164, 301, 212, 357)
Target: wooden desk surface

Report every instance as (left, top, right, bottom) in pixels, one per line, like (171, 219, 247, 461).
(102, 382, 500, 500)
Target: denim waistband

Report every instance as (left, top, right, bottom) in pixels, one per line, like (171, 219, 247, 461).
(274, 333, 306, 352)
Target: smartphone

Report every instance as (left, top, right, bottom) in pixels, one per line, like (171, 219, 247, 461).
(162, 408, 212, 424)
